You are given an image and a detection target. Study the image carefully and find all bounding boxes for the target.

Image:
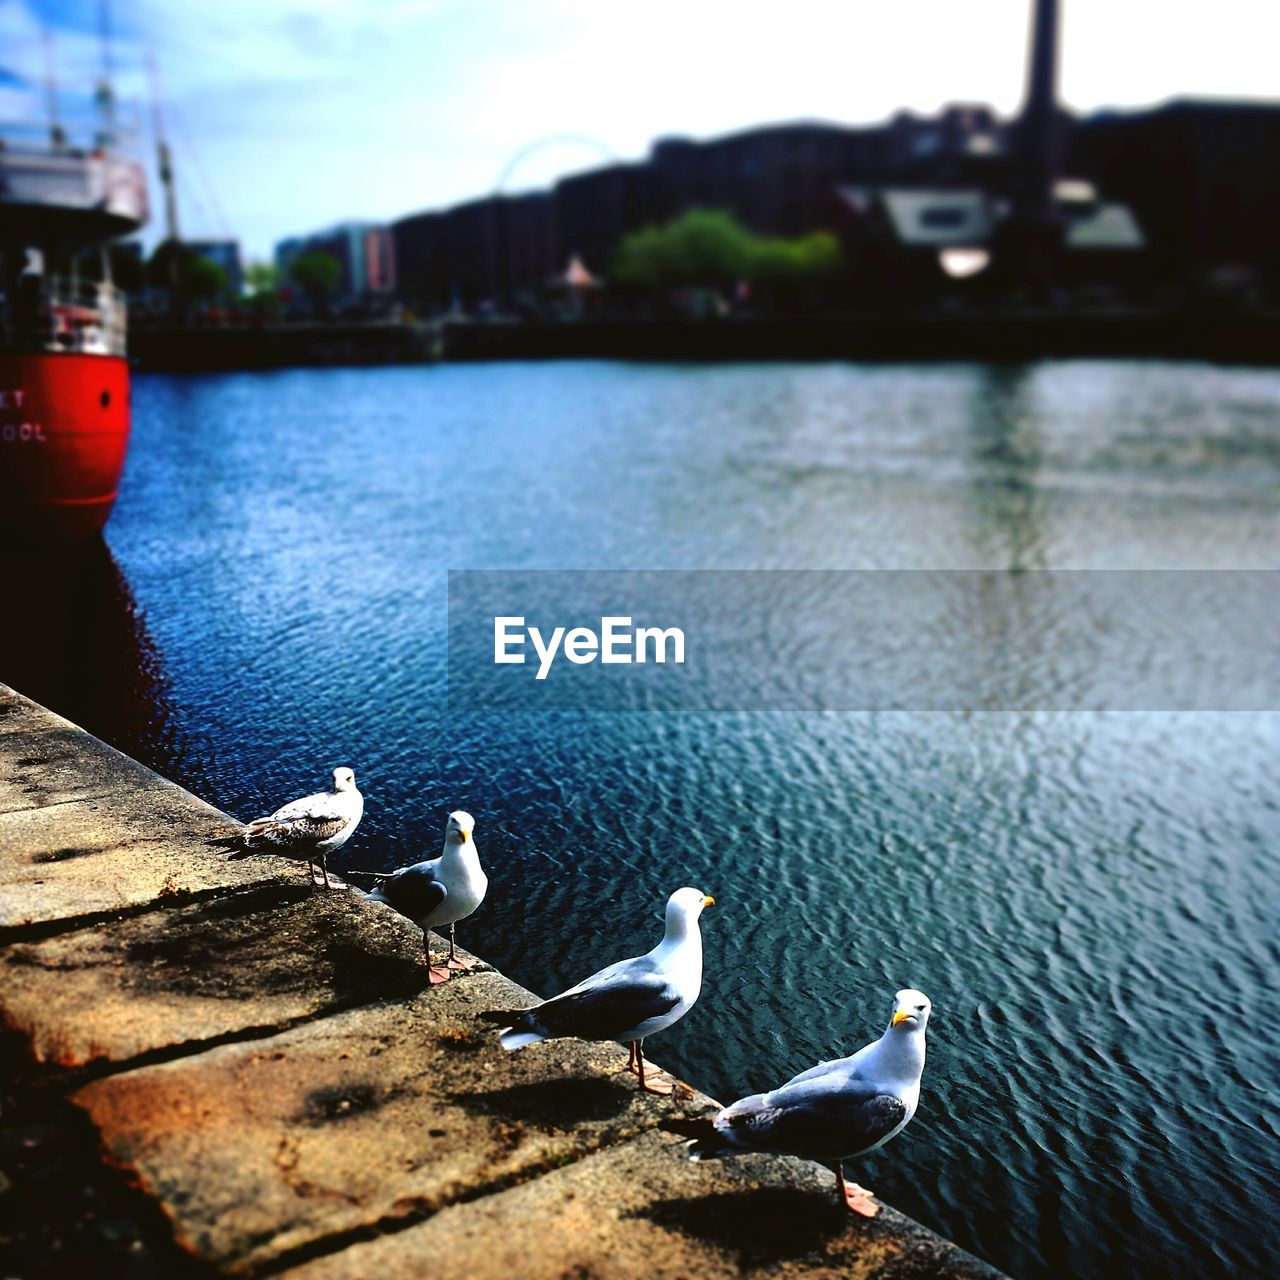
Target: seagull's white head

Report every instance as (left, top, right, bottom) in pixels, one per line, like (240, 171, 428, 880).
(888, 988, 931, 1033)
(331, 767, 357, 793)
(666, 886, 715, 924)
(446, 810, 476, 844)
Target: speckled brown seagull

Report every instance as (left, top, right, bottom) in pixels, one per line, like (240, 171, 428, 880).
(231, 767, 363, 889)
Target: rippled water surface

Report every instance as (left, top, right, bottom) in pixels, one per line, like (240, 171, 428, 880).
(6, 361, 1278, 1279)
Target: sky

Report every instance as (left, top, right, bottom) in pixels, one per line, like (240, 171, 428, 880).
(3, 0, 1277, 261)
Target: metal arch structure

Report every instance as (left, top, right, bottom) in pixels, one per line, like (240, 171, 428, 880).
(493, 133, 618, 196)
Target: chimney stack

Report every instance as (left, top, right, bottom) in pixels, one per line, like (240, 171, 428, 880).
(1018, 0, 1060, 221)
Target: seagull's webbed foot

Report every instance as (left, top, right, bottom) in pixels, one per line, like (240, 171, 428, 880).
(424, 935, 452, 986)
(835, 1165, 879, 1218)
(634, 1047, 676, 1096)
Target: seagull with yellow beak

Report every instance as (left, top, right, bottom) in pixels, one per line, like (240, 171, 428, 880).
(367, 811, 487, 984)
(498, 887, 715, 1095)
(683, 988, 932, 1216)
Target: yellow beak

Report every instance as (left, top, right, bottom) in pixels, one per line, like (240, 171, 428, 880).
(892, 1010, 911, 1026)
(702, 895, 715, 908)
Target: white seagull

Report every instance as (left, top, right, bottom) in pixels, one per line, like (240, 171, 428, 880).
(498, 886, 714, 1095)
(684, 988, 932, 1216)
(367, 810, 487, 985)
(232, 767, 363, 889)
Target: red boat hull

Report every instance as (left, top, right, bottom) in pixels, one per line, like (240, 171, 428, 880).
(0, 352, 131, 541)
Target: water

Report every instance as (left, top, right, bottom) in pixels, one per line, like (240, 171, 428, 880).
(4, 361, 1277, 1279)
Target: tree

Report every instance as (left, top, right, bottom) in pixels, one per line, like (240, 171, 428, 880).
(183, 256, 230, 302)
(611, 209, 843, 299)
(750, 231, 844, 285)
(245, 262, 280, 296)
(245, 261, 282, 317)
(612, 209, 752, 292)
(289, 251, 342, 312)
(145, 240, 229, 305)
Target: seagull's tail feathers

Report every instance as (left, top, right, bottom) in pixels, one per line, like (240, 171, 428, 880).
(676, 1094, 773, 1160)
(496, 1008, 548, 1051)
(661, 1116, 734, 1160)
(227, 818, 276, 858)
(338, 868, 394, 899)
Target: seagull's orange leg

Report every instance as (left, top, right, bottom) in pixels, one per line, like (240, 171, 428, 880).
(835, 1164, 879, 1217)
(446, 923, 475, 970)
(635, 1043, 673, 1096)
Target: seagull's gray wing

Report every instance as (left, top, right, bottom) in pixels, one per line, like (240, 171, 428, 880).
(369, 862, 447, 921)
(783, 1057, 844, 1088)
(516, 958, 680, 1042)
(717, 1067, 908, 1161)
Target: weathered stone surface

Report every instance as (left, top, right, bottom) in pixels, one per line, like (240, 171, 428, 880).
(2, 681, 1006, 1279)
(0, 715, 159, 814)
(72, 969, 712, 1274)
(284, 1128, 1001, 1280)
(0, 685, 298, 927)
(0, 890, 433, 1068)
(0, 784, 299, 930)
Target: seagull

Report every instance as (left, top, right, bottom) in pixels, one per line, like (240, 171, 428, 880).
(367, 810, 487, 985)
(231, 767, 363, 889)
(682, 988, 932, 1216)
(497, 887, 714, 1095)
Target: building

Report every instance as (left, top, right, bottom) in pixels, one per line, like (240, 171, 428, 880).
(390, 98, 1278, 311)
(273, 222, 396, 302)
(832, 179, 1146, 305)
(1068, 99, 1280, 299)
(392, 110, 1012, 309)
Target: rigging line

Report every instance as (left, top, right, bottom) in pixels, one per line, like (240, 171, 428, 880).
(164, 97, 235, 240)
(176, 168, 215, 238)
(146, 49, 234, 241)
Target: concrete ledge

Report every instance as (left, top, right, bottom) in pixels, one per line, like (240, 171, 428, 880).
(0, 686, 295, 930)
(72, 969, 711, 1274)
(284, 1127, 996, 1280)
(0, 683, 1005, 1279)
(2, 889, 433, 1068)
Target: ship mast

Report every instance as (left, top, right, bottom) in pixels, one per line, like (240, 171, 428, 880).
(41, 31, 66, 150)
(148, 52, 181, 249)
(94, 0, 117, 148)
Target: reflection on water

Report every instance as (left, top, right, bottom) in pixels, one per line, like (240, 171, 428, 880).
(0, 543, 194, 781)
(4, 361, 1278, 1280)
(966, 366, 1048, 570)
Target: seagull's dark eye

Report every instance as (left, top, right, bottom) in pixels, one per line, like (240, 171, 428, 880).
(915, 1004, 926, 1012)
